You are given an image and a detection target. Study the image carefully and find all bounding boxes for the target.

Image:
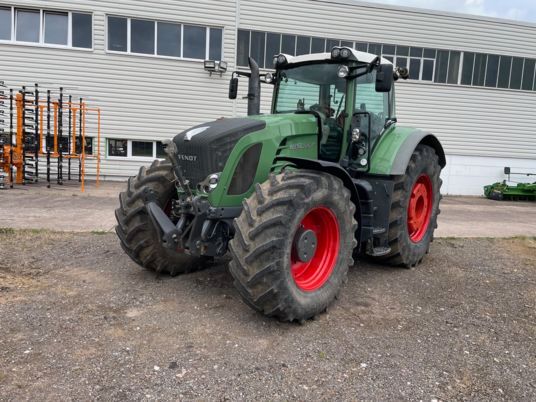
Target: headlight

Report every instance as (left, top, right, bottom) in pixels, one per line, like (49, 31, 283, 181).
(265, 72, 274, 83)
(337, 65, 349, 78)
(276, 54, 287, 66)
(340, 48, 351, 59)
(331, 47, 341, 59)
(198, 173, 220, 194)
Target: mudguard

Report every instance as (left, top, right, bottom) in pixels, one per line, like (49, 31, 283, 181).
(274, 156, 360, 210)
(369, 126, 446, 175)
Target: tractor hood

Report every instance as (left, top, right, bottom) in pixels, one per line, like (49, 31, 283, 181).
(172, 118, 266, 188)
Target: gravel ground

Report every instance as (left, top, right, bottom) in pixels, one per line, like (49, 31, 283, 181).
(0, 231, 535, 401)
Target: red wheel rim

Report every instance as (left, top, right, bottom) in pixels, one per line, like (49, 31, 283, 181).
(407, 174, 433, 243)
(290, 206, 340, 292)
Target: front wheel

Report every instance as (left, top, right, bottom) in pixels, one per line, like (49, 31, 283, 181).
(229, 170, 357, 322)
(377, 144, 442, 267)
(115, 160, 211, 276)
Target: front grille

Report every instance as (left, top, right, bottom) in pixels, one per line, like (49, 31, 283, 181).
(172, 118, 267, 187)
(175, 137, 235, 186)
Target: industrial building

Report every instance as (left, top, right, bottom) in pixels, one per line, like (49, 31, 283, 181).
(0, 0, 535, 194)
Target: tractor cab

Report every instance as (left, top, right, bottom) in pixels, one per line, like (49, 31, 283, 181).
(231, 47, 407, 175)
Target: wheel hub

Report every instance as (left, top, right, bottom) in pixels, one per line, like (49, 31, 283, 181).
(290, 206, 340, 292)
(294, 228, 317, 263)
(407, 174, 433, 243)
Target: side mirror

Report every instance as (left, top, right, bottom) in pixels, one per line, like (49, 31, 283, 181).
(229, 77, 238, 99)
(375, 64, 393, 93)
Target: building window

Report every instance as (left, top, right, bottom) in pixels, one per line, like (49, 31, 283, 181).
(209, 27, 222, 60)
(522, 59, 535, 91)
(434, 50, 449, 83)
(16, 9, 40, 42)
(237, 28, 536, 92)
(311, 37, 325, 53)
(473, 53, 487, 86)
(355, 42, 367, 52)
(0, 7, 92, 48)
(282, 34, 297, 55)
(381, 45, 395, 63)
(131, 19, 155, 55)
(485, 55, 500, 88)
(132, 140, 153, 157)
(408, 47, 422, 80)
(324, 38, 338, 52)
(44, 11, 68, 45)
(461, 52, 474, 86)
(296, 36, 311, 56)
(72, 13, 92, 48)
(108, 139, 128, 157)
(447, 51, 460, 84)
(497, 56, 512, 89)
(107, 139, 169, 159)
(107, 15, 223, 61)
(108, 16, 127, 52)
(157, 22, 181, 57)
(0, 7, 12, 40)
(183, 25, 206, 59)
(510, 57, 524, 90)
(76, 137, 93, 155)
(250, 31, 265, 69)
(266, 33, 281, 65)
(156, 141, 167, 158)
(395, 45, 408, 69)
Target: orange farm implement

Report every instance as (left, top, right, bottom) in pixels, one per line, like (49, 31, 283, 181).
(0, 81, 100, 191)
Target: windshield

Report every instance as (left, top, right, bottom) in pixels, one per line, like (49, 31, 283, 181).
(274, 63, 346, 116)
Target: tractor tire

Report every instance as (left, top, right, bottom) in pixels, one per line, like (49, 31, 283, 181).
(377, 144, 442, 267)
(115, 159, 210, 276)
(229, 170, 357, 322)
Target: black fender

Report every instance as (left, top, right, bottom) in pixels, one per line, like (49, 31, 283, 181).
(274, 156, 360, 210)
(389, 130, 446, 175)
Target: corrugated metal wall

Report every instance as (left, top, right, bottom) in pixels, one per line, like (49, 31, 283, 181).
(0, 0, 535, 183)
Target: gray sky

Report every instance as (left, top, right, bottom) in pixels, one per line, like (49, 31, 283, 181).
(362, 0, 536, 23)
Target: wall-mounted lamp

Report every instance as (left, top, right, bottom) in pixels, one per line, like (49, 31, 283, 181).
(204, 60, 228, 77)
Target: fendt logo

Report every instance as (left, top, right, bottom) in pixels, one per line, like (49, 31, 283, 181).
(177, 154, 198, 162)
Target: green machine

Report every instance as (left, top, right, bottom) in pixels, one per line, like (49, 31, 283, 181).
(115, 47, 446, 321)
(484, 167, 536, 201)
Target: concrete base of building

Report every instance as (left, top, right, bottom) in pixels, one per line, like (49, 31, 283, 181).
(441, 154, 536, 195)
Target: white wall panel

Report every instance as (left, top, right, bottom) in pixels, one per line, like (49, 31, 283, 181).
(395, 81, 536, 159)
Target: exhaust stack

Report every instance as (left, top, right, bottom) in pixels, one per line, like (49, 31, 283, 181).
(247, 57, 261, 116)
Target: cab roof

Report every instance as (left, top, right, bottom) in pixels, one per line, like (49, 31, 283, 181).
(277, 48, 393, 67)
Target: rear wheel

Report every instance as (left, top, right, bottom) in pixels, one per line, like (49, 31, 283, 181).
(115, 160, 210, 276)
(229, 170, 357, 322)
(378, 144, 442, 267)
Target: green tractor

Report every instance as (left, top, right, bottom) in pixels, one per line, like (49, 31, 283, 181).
(115, 47, 445, 322)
